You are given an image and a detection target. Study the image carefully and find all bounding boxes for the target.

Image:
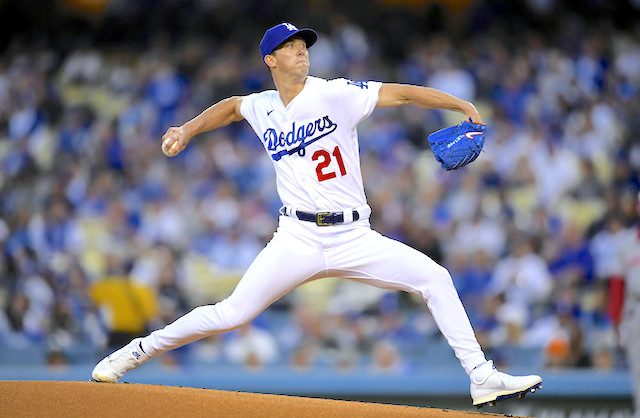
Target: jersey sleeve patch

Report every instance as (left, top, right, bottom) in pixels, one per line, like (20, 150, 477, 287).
(332, 78, 382, 128)
(346, 79, 369, 89)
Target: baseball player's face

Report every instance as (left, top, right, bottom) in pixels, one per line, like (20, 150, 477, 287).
(271, 37, 309, 76)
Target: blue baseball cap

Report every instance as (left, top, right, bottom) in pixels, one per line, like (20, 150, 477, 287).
(260, 23, 318, 59)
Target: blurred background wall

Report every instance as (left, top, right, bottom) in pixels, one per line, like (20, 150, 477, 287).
(0, 0, 639, 416)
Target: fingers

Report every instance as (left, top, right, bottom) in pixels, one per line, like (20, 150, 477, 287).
(162, 137, 181, 157)
(468, 113, 484, 125)
(162, 126, 179, 141)
(462, 102, 484, 125)
(161, 127, 183, 157)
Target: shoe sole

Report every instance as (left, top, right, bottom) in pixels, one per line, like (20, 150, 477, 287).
(474, 381, 542, 408)
(90, 377, 116, 383)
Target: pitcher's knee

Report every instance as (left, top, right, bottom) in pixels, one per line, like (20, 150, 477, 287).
(415, 264, 454, 298)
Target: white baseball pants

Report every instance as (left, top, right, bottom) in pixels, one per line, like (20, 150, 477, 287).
(142, 216, 487, 374)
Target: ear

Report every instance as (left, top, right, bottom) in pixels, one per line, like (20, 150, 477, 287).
(264, 54, 276, 70)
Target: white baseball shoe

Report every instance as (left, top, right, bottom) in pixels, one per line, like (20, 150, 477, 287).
(470, 360, 542, 407)
(91, 338, 150, 383)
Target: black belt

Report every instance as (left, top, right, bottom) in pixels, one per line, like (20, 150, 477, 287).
(281, 208, 360, 226)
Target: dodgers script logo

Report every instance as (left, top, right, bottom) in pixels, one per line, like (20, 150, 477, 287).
(263, 115, 338, 161)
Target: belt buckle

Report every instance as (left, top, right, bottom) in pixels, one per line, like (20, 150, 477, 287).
(316, 211, 332, 226)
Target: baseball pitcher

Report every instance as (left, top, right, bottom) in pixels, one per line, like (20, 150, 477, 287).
(92, 23, 542, 407)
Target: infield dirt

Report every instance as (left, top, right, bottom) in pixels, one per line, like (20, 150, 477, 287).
(0, 380, 523, 417)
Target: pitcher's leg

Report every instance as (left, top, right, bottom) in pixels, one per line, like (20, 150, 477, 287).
(92, 221, 326, 382)
(330, 229, 542, 407)
(143, 237, 325, 357)
(330, 229, 486, 374)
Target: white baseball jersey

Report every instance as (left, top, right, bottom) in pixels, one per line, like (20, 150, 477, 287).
(240, 76, 381, 211)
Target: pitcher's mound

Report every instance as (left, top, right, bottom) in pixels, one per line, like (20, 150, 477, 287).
(0, 380, 520, 417)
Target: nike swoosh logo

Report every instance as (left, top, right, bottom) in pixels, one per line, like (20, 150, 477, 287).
(267, 109, 275, 116)
(495, 380, 508, 389)
(465, 131, 483, 140)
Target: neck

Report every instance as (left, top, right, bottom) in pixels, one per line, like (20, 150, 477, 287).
(273, 73, 307, 107)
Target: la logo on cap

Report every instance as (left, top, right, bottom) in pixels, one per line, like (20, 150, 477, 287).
(283, 23, 297, 31)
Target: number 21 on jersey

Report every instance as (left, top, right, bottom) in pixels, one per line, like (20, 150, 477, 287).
(313, 146, 347, 182)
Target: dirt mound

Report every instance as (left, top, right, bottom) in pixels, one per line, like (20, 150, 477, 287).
(0, 381, 519, 417)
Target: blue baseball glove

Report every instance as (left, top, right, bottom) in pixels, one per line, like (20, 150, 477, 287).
(427, 118, 486, 171)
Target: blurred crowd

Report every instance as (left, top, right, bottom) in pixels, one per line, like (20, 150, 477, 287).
(1, 2, 640, 374)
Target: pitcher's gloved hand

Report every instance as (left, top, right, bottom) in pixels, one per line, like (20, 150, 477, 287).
(427, 118, 486, 171)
